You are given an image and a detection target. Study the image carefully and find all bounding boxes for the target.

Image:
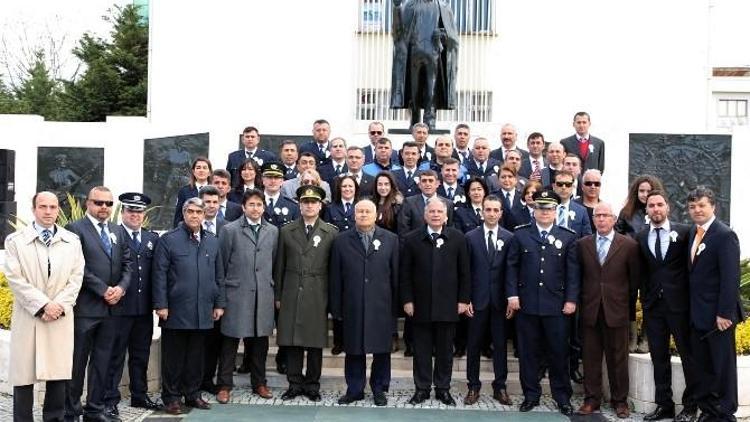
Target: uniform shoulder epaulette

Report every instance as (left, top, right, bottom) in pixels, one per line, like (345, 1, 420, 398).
(558, 226, 576, 234)
(322, 221, 339, 232)
(514, 223, 532, 230)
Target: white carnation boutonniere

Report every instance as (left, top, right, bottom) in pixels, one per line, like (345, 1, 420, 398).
(372, 239, 381, 251)
(425, 151, 432, 161)
(669, 231, 678, 242)
(644, 214, 651, 225)
(146, 240, 154, 250)
(547, 234, 556, 245)
(568, 210, 576, 220)
(697, 243, 706, 256)
(436, 238, 444, 249)
(109, 232, 118, 245)
(313, 235, 321, 248)
(281, 207, 289, 216)
(274, 207, 282, 215)
(254, 157, 264, 166)
(589, 144, 594, 154)
(496, 239, 504, 251)
(493, 165, 499, 173)
(325, 149, 331, 158)
(554, 239, 563, 249)
(453, 194, 465, 204)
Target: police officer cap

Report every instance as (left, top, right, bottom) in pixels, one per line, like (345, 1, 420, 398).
(296, 185, 326, 202)
(118, 192, 151, 211)
(261, 162, 285, 178)
(532, 189, 560, 209)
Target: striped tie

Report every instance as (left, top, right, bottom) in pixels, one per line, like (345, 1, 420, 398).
(42, 229, 52, 247)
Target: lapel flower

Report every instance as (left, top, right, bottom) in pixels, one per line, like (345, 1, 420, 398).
(589, 144, 594, 153)
(453, 195, 465, 204)
(697, 243, 706, 256)
(669, 231, 678, 242)
(554, 239, 563, 249)
(568, 210, 576, 220)
(325, 149, 331, 158)
(413, 176, 420, 183)
(109, 232, 118, 245)
(493, 165, 499, 173)
(313, 235, 321, 248)
(496, 239, 504, 251)
(274, 207, 282, 215)
(644, 214, 651, 225)
(436, 238, 444, 249)
(147, 240, 154, 250)
(547, 234, 556, 245)
(254, 157, 264, 166)
(281, 207, 289, 216)
(426, 151, 432, 161)
(372, 239, 381, 251)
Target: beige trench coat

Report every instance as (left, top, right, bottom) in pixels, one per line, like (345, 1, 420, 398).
(4, 224, 84, 386)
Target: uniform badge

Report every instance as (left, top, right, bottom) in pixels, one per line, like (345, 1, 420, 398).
(547, 234, 556, 244)
(254, 157, 264, 166)
(372, 239, 381, 251)
(697, 243, 706, 256)
(435, 238, 444, 249)
(313, 235, 322, 247)
(109, 232, 118, 244)
(554, 239, 563, 249)
(568, 210, 576, 220)
(496, 239, 504, 251)
(281, 207, 289, 216)
(274, 207, 282, 215)
(669, 231, 678, 242)
(133, 195, 141, 201)
(147, 240, 154, 250)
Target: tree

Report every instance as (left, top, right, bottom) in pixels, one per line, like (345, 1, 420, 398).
(13, 50, 64, 119)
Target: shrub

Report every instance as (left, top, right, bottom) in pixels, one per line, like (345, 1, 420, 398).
(0, 272, 13, 329)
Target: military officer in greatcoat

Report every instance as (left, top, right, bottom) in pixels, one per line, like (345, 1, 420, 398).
(505, 189, 580, 416)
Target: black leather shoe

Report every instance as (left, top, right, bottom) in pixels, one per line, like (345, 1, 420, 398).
(404, 345, 414, 357)
(373, 392, 387, 406)
(435, 390, 456, 406)
(281, 388, 303, 400)
(104, 405, 119, 416)
(520, 399, 540, 412)
(644, 405, 675, 421)
(306, 390, 322, 402)
(408, 390, 430, 405)
(331, 345, 343, 356)
(276, 361, 288, 375)
(185, 397, 211, 410)
(337, 393, 364, 405)
(559, 402, 574, 416)
(131, 396, 163, 410)
(674, 407, 697, 422)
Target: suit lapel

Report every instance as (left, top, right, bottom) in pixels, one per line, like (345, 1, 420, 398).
(603, 234, 624, 265)
(84, 218, 112, 258)
(639, 230, 657, 264)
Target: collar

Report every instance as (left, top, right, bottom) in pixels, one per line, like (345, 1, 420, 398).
(122, 224, 141, 237)
(443, 182, 458, 191)
(332, 159, 346, 167)
(195, 182, 208, 190)
(427, 226, 442, 237)
(203, 217, 217, 226)
(650, 220, 672, 234)
(220, 199, 228, 208)
(356, 226, 376, 237)
(342, 200, 353, 208)
(86, 213, 108, 230)
(265, 191, 280, 202)
(32, 221, 56, 238)
(245, 217, 262, 226)
(576, 134, 590, 142)
(598, 230, 615, 242)
(483, 224, 499, 236)
(244, 148, 257, 155)
(536, 223, 553, 233)
(698, 215, 716, 232)
(404, 166, 418, 173)
(422, 194, 436, 202)
(244, 184, 256, 191)
(559, 200, 571, 208)
(349, 171, 362, 178)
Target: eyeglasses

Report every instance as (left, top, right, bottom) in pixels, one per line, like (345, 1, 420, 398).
(555, 181, 573, 188)
(91, 200, 114, 207)
(369, 131, 383, 135)
(583, 181, 601, 187)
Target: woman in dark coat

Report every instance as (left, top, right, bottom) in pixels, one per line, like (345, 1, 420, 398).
(173, 157, 212, 227)
(453, 177, 488, 234)
(227, 158, 262, 204)
(323, 175, 360, 232)
(371, 172, 403, 234)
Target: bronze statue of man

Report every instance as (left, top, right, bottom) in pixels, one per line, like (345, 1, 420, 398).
(390, 0, 459, 131)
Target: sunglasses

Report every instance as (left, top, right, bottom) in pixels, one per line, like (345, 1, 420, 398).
(555, 181, 573, 188)
(91, 200, 114, 207)
(583, 181, 602, 187)
(369, 130, 383, 135)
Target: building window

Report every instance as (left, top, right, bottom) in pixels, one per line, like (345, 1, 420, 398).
(356, 88, 492, 122)
(359, 0, 496, 35)
(716, 98, 748, 127)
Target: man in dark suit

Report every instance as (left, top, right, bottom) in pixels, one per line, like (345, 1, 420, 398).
(519, 132, 547, 180)
(490, 123, 529, 163)
(506, 189, 579, 416)
(279, 140, 300, 181)
(464, 137, 501, 181)
(211, 169, 243, 222)
(103, 193, 162, 417)
(494, 165, 525, 232)
(393, 142, 423, 198)
(560, 112, 605, 173)
(317, 137, 348, 185)
(452, 123, 472, 164)
(153, 197, 226, 415)
(463, 195, 514, 406)
(400, 198, 471, 406)
(344, 146, 374, 196)
(686, 187, 743, 422)
(576, 202, 640, 418)
(225, 126, 278, 185)
(637, 191, 698, 422)
(363, 121, 399, 164)
(65, 186, 133, 422)
(397, 170, 454, 238)
(330, 199, 399, 407)
(400, 122, 435, 163)
(436, 158, 465, 205)
(540, 142, 566, 188)
(298, 119, 332, 167)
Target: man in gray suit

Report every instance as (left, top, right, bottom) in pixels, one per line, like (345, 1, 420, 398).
(215, 189, 278, 403)
(560, 112, 605, 173)
(65, 186, 133, 422)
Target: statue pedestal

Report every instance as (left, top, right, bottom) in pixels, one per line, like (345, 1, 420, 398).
(388, 128, 450, 135)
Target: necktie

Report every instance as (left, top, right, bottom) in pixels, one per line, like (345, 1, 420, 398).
(447, 186, 454, 199)
(461, 151, 468, 161)
(218, 205, 225, 221)
(533, 160, 540, 172)
(540, 230, 548, 241)
(557, 205, 567, 226)
(99, 223, 112, 256)
(250, 224, 259, 239)
(335, 164, 342, 175)
(319, 144, 325, 155)
(431, 232, 439, 244)
(505, 192, 511, 203)
(246, 150, 252, 159)
(132, 230, 141, 251)
(42, 229, 52, 247)
(691, 226, 705, 262)
(597, 236, 609, 264)
(268, 197, 275, 210)
(306, 224, 313, 239)
(479, 162, 484, 174)
(361, 232, 370, 251)
(487, 230, 496, 257)
(654, 227, 663, 261)
(475, 208, 481, 219)
(192, 232, 200, 243)
(345, 202, 352, 215)
(205, 220, 214, 234)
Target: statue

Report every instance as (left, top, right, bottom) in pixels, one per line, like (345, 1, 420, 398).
(390, 0, 459, 131)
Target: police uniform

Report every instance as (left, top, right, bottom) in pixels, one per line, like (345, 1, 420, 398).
(505, 190, 580, 415)
(104, 193, 163, 414)
(323, 201, 355, 232)
(261, 163, 300, 228)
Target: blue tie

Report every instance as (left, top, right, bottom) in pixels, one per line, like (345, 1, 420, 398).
(41, 229, 52, 247)
(540, 230, 548, 241)
(99, 223, 112, 257)
(597, 236, 609, 264)
(447, 187, 454, 199)
(345, 202, 352, 215)
(132, 231, 141, 251)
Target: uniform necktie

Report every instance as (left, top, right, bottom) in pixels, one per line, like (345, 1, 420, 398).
(557, 205, 567, 226)
(505, 192, 511, 203)
(345, 202, 352, 215)
(654, 227, 663, 261)
(99, 222, 112, 256)
(487, 230, 496, 257)
(335, 164, 342, 175)
(306, 224, 313, 239)
(268, 197, 275, 210)
(431, 232, 439, 244)
(246, 150, 252, 159)
(691, 226, 705, 262)
(475, 208, 482, 219)
(132, 230, 141, 251)
(540, 230, 548, 241)
(42, 229, 52, 247)
(597, 236, 609, 264)
(479, 162, 485, 174)
(447, 186, 454, 199)
(407, 170, 413, 180)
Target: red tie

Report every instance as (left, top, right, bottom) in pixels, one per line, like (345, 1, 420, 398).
(578, 138, 590, 161)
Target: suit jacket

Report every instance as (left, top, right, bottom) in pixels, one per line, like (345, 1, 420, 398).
(329, 227, 399, 354)
(393, 168, 422, 197)
(577, 233, 640, 327)
(560, 135, 605, 173)
(66, 217, 133, 318)
(152, 224, 225, 330)
(540, 167, 556, 188)
(489, 146, 529, 162)
(363, 145, 399, 165)
(464, 158, 501, 181)
(318, 161, 348, 186)
(222, 200, 243, 222)
(399, 226, 470, 322)
(323, 201, 355, 232)
(299, 140, 331, 167)
(636, 222, 691, 312)
(219, 218, 278, 338)
(117, 227, 159, 316)
(560, 200, 593, 238)
(397, 194, 454, 237)
(283, 163, 298, 181)
(274, 219, 338, 348)
(688, 220, 744, 331)
(519, 156, 546, 179)
(466, 225, 514, 311)
(505, 224, 580, 316)
(225, 149, 278, 185)
(453, 204, 483, 233)
(263, 195, 300, 228)
(437, 184, 466, 206)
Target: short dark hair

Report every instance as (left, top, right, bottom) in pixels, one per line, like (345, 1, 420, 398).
(442, 157, 460, 167)
(198, 185, 221, 198)
(646, 189, 669, 203)
(242, 126, 259, 135)
(463, 177, 489, 199)
(212, 169, 231, 180)
(687, 185, 715, 206)
(574, 111, 590, 121)
(455, 123, 470, 132)
(554, 169, 575, 182)
(563, 153, 582, 165)
(419, 169, 439, 180)
(376, 137, 392, 146)
(298, 152, 317, 166)
(280, 139, 297, 150)
(527, 132, 544, 143)
(313, 119, 329, 126)
(499, 165, 517, 177)
(483, 194, 503, 210)
(242, 188, 266, 206)
(401, 141, 420, 150)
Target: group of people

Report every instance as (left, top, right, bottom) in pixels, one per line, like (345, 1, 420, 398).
(5, 113, 744, 422)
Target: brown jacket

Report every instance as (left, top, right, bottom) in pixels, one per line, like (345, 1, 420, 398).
(577, 232, 640, 328)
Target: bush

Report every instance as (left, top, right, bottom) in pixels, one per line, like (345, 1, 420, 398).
(0, 272, 13, 329)
(737, 320, 750, 355)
